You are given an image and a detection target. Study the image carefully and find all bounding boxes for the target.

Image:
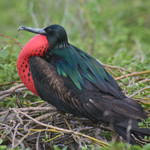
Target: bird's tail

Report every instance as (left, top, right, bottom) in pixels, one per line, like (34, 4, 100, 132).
(114, 120, 150, 144)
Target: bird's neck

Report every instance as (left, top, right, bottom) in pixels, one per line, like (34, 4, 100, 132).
(17, 35, 49, 95)
(50, 41, 69, 50)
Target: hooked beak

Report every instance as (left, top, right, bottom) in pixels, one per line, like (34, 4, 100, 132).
(18, 26, 46, 35)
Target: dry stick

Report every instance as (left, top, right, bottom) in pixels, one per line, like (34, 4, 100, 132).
(104, 64, 131, 73)
(1, 121, 16, 139)
(9, 107, 56, 112)
(115, 70, 150, 81)
(0, 33, 23, 49)
(19, 128, 63, 134)
(139, 78, 150, 83)
(25, 112, 57, 127)
(18, 110, 109, 147)
(15, 87, 28, 93)
(129, 86, 150, 98)
(12, 123, 21, 147)
(0, 123, 11, 138)
(64, 117, 72, 130)
(1, 87, 28, 101)
(0, 84, 25, 96)
(0, 110, 8, 116)
(119, 69, 131, 85)
(13, 133, 31, 148)
(98, 61, 131, 72)
(0, 94, 11, 100)
(36, 132, 41, 150)
(132, 77, 145, 83)
(12, 108, 23, 124)
(0, 81, 22, 86)
(0, 86, 27, 101)
(106, 68, 117, 77)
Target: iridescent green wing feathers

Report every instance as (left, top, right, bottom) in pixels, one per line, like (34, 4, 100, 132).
(52, 45, 125, 98)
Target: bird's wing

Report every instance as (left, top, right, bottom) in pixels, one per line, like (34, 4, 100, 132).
(29, 56, 149, 145)
(29, 56, 146, 122)
(29, 56, 86, 116)
(52, 45, 126, 99)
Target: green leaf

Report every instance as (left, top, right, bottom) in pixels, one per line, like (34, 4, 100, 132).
(0, 138, 3, 145)
(62, 146, 68, 150)
(0, 145, 7, 150)
(53, 145, 61, 150)
(45, 133, 49, 139)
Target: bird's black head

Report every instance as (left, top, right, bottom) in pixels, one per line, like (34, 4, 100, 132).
(44, 25, 68, 49)
(18, 24, 69, 49)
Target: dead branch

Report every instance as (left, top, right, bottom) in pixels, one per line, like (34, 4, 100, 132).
(129, 86, 150, 98)
(0, 84, 25, 96)
(0, 33, 23, 49)
(0, 81, 22, 86)
(101, 62, 131, 73)
(115, 70, 150, 80)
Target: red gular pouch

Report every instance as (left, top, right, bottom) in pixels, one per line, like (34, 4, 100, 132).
(17, 34, 49, 95)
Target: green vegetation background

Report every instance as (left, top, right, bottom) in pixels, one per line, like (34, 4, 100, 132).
(0, 0, 150, 149)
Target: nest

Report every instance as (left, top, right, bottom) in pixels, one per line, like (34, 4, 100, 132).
(0, 101, 113, 149)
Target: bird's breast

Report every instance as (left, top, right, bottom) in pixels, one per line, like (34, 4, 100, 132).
(17, 34, 49, 95)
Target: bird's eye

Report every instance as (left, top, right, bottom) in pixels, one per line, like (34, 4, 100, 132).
(47, 28, 52, 33)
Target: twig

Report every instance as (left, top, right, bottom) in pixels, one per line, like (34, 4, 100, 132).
(25, 112, 57, 127)
(12, 123, 21, 147)
(13, 133, 31, 148)
(0, 94, 11, 100)
(36, 132, 41, 150)
(129, 86, 150, 98)
(64, 118, 72, 130)
(18, 110, 109, 147)
(0, 110, 8, 116)
(0, 81, 22, 86)
(1, 121, 16, 139)
(9, 106, 56, 112)
(106, 68, 117, 77)
(0, 84, 25, 96)
(15, 87, 28, 93)
(12, 109, 23, 124)
(139, 78, 150, 83)
(0, 33, 23, 49)
(0, 45, 8, 53)
(102, 63, 131, 73)
(115, 70, 150, 80)
(19, 128, 63, 134)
